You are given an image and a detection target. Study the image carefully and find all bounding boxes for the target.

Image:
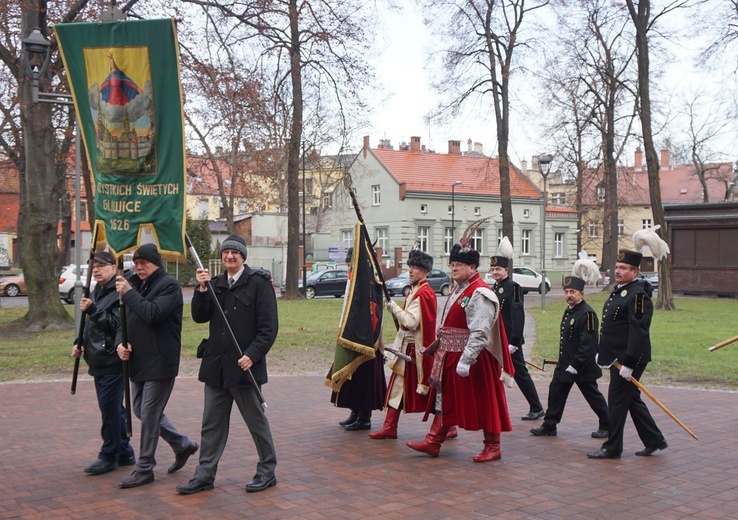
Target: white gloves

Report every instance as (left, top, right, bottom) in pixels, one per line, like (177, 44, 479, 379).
(386, 300, 399, 313)
(619, 365, 634, 381)
(456, 361, 471, 377)
(508, 344, 519, 354)
(565, 365, 578, 375)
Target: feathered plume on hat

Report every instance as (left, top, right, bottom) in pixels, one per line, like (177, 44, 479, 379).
(572, 250, 600, 285)
(632, 225, 670, 260)
(407, 240, 433, 271)
(490, 236, 513, 269)
(450, 217, 489, 267)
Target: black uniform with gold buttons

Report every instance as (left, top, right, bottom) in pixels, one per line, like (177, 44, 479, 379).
(534, 300, 608, 434)
(493, 276, 543, 418)
(596, 278, 665, 456)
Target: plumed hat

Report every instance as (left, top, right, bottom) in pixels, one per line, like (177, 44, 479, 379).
(220, 234, 248, 260)
(489, 236, 513, 269)
(407, 249, 433, 272)
(449, 217, 489, 268)
(133, 243, 163, 267)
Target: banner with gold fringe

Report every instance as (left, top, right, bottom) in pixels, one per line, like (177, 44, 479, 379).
(54, 19, 186, 261)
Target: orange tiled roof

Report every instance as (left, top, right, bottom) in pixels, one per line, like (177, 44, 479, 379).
(0, 193, 19, 232)
(371, 149, 542, 200)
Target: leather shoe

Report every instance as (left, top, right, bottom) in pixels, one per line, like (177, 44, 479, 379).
(530, 426, 557, 436)
(636, 440, 668, 456)
(168, 442, 199, 474)
(344, 420, 371, 431)
(118, 455, 136, 467)
(591, 429, 609, 439)
(245, 475, 277, 493)
(176, 478, 214, 495)
(587, 448, 620, 459)
(119, 471, 154, 488)
(521, 410, 545, 420)
(84, 458, 117, 475)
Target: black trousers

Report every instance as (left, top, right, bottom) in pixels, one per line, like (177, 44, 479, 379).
(601, 364, 665, 455)
(542, 379, 609, 430)
(511, 347, 543, 412)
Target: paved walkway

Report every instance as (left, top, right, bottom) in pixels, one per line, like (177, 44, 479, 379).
(1, 374, 736, 519)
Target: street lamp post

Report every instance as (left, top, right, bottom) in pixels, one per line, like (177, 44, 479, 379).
(301, 142, 307, 293)
(451, 180, 462, 245)
(22, 28, 83, 329)
(538, 154, 553, 309)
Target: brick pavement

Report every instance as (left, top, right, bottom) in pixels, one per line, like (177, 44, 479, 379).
(1, 375, 737, 519)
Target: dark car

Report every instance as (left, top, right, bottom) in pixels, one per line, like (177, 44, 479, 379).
(299, 268, 348, 299)
(385, 268, 451, 297)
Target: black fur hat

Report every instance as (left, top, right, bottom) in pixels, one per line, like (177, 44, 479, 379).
(407, 249, 433, 271)
(450, 243, 480, 268)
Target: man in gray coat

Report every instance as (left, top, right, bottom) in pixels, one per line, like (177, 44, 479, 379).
(176, 235, 278, 495)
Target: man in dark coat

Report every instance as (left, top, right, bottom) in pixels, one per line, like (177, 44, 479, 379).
(176, 235, 278, 495)
(530, 275, 609, 438)
(489, 255, 544, 420)
(116, 243, 197, 488)
(72, 251, 135, 475)
(587, 249, 667, 459)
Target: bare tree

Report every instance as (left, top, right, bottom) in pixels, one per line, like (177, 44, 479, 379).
(625, 0, 692, 311)
(424, 0, 549, 243)
(181, 0, 374, 299)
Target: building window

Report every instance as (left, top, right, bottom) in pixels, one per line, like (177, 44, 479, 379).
(588, 221, 599, 238)
(301, 178, 313, 194)
(372, 185, 381, 206)
(198, 198, 209, 219)
(554, 232, 564, 257)
(642, 219, 652, 229)
(474, 206, 481, 216)
(448, 205, 453, 215)
(551, 192, 566, 205)
(322, 192, 332, 208)
(341, 229, 353, 246)
(497, 229, 504, 247)
(597, 186, 605, 202)
(521, 229, 531, 254)
(523, 208, 531, 219)
(618, 220, 625, 236)
(420, 203, 428, 214)
(375, 228, 388, 257)
(417, 226, 430, 252)
(471, 228, 483, 252)
(444, 227, 453, 254)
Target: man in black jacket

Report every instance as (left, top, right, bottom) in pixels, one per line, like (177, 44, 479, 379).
(116, 244, 197, 488)
(72, 251, 135, 475)
(489, 255, 544, 420)
(530, 275, 609, 438)
(587, 250, 667, 459)
(176, 235, 278, 495)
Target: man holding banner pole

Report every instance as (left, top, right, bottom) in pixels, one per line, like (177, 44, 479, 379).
(116, 244, 197, 488)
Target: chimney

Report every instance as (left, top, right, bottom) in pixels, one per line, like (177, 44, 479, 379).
(521, 159, 528, 173)
(474, 142, 483, 155)
(448, 140, 461, 155)
(363, 135, 370, 158)
(660, 148, 670, 170)
(467, 138, 473, 152)
(410, 136, 421, 152)
(634, 147, 643, 171)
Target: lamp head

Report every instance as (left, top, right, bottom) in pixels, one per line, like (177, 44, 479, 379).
(22, 28, 51, 78)
(538, 153, 553, 179)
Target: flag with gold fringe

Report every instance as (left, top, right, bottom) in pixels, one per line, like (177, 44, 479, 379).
(54, 19, 186, 261)
(326, 222, 384, 392)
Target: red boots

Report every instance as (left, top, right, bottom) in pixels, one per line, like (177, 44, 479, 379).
(406, 415, 449, 457)
(446, 426, 458, 439)
(473, 431, 501, 462)
(369, 407, 401, 439)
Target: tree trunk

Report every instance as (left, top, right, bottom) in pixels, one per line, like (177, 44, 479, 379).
(18, 14, 72, 330)
(283, 0, 303, 299)
(627, 0, 675, 310)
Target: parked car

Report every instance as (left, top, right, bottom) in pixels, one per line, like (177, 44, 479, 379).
(485, 266, 551, 294)
(298, 268, 349, 299)
(59, 264, 96, 304)
(639, 272, 659, 290)
(0, 273, 26, 297)
(386, 269, 452, 297)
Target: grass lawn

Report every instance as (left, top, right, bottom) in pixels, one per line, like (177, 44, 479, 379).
(1, 293, 737, 389)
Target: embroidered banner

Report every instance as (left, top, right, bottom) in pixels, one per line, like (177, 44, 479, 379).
(55, 19, 186, 261)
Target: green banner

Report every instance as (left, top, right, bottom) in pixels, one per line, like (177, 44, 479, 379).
(54, 19, 186, 261)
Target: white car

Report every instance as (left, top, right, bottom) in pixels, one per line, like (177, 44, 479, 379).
(485, 266, 551, 294)
(59, 261, 133, 304)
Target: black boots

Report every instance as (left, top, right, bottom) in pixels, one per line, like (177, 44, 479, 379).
(344, 410, 372, 431)
(338, 409, 359, 426)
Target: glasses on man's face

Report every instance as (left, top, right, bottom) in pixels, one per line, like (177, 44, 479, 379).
(449, 262, 466, 270)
